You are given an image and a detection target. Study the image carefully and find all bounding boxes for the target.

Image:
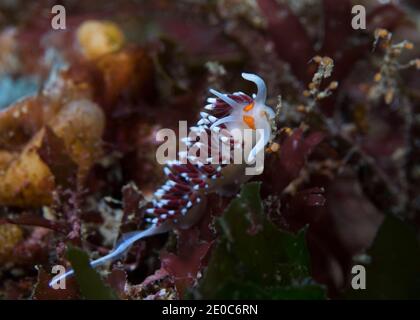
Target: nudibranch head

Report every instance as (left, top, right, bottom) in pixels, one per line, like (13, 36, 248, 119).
(209, 73, 275, 163)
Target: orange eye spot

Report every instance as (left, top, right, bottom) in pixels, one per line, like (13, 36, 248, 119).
(243, 115, 256, 129)
(243, 102, 254, 112)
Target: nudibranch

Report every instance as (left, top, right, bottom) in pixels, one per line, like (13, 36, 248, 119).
(50, 73, 275, 287)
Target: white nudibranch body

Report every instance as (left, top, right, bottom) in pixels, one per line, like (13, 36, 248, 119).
(49, 73, 275, 288)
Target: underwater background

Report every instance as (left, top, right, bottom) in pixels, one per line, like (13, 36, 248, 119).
(0, 0, 420, 300)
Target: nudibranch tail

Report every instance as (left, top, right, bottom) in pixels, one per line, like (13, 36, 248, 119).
(48, 224, 170, 287)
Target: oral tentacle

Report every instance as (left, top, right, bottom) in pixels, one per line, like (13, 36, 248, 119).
(210, 115, 239, 129)
(209, 89, 242, 109)
(247, 120, 271, 164)
(247, 132, 265, 164)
